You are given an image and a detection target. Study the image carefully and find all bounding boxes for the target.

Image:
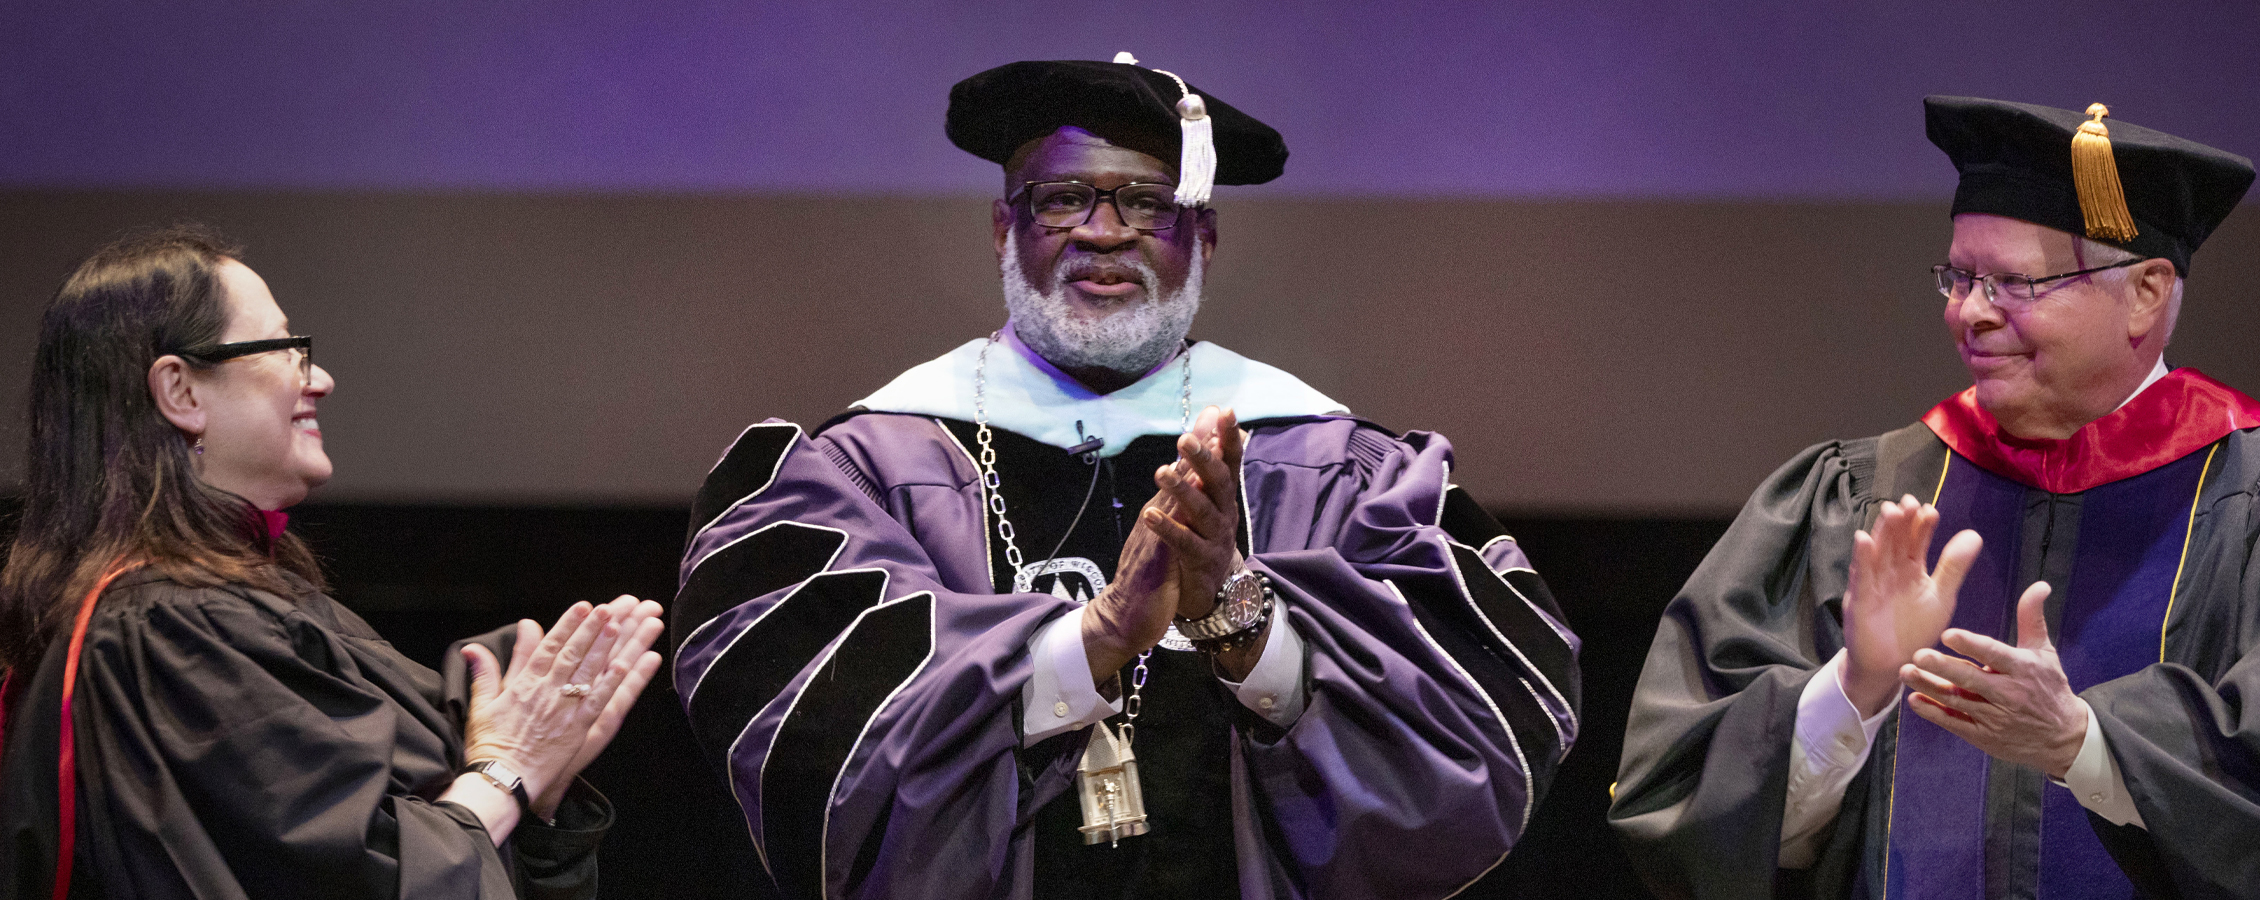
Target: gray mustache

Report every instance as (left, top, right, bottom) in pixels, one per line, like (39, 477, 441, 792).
(1058, 257, 1157, 289)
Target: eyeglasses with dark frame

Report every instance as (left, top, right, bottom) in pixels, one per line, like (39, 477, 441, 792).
(180, 335, 314, 384)
(1008, 181, 1185, 231)
(1931, 257, 2148, 309)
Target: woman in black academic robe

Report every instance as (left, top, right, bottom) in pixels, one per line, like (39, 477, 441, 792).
(0, 225, 665, 900)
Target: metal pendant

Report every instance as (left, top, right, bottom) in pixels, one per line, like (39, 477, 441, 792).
(1075, 721, 1149, 846)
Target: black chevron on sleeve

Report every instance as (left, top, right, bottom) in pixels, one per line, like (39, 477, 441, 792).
(687, 422, 801, 542)
(762, 593, 934, 900)
(672, 522, 848, 653)
(682, 569, 889, 772)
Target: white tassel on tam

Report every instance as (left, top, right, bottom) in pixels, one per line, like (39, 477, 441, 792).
(1173, 94, 1216, 207)
(1114, 52, 1216, 207)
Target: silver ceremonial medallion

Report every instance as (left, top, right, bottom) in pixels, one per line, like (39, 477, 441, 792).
(1018, 557, 1195, 651)
(1012, 556, 1107, 602)
(1154, 625, 1195, 652)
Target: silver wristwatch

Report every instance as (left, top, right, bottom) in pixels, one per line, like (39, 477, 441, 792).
(466, 758, 533, 814)
(1175, 569, 1272, 642)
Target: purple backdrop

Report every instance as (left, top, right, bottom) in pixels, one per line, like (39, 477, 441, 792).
(5, 1, 2255, 197)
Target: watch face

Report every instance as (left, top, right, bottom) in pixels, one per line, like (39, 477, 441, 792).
(1229, 599, 1256, 629)
(473, 760, 523, 791)
(1178, 572, 1268, 640)
(1220, 573, 1265, 628)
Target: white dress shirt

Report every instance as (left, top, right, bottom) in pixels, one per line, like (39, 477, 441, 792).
(1022, 602, 1308, 745)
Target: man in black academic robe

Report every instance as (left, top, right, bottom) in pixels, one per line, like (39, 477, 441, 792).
(1610, 98, 2259, 899)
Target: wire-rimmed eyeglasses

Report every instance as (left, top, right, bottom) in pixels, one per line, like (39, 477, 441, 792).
(1008, 181, 1184, 231)
(1931, 258, 2147, 309)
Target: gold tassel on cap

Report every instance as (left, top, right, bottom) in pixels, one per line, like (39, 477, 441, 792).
(2071, 103, 2139, 243)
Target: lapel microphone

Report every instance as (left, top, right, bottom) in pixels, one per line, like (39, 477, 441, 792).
(1068, 420, 1103, 458)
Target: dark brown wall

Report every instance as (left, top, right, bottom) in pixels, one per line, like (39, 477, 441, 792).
(6, 192, 2257, 513)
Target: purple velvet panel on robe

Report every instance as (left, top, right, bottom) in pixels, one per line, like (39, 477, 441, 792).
(1887, 449, 2209, 900)
(672, 413, 1580, 899)
(1886, 456, 2023, 900)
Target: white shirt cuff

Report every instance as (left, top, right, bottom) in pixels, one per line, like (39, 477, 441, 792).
(2051, 698, 2147, 829)
(1020, 606, 1125, 745)
(1780, 651, 1894, 868)
(1216, 601, 1308, 728)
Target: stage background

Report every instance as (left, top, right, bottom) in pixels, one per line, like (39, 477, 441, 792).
(5, 2, 2258, 897)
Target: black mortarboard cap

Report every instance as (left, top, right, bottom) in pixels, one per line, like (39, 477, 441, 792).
(947, 55, 1288, 202)
(1926, 95, 2253, 275)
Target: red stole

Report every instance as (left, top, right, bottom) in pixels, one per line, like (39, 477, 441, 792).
(1922, 368, 2260, 492)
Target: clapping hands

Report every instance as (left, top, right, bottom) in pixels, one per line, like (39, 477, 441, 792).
(1901, 581, 2087, 778)
(1084, 405, 1250, 681)
(460, 596, 665, 821)
(1146, 405, 1247, 620)
(1841, 495, 1980, 717)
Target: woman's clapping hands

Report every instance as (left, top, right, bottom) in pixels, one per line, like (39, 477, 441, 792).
(457, 596, 665, 826)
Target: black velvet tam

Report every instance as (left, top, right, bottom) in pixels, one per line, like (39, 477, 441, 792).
(1925, 95, 2254, 275)
(947, 59, 1288, 185)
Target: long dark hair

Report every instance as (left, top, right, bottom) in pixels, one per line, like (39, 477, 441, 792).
(0, 225, 323, 672)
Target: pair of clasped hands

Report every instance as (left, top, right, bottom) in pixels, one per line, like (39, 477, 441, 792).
(1081, 405, 1261, 685)
(445, 595, 667, 842)
(1841, 496, 2088, 778)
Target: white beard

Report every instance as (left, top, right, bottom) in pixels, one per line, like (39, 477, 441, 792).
(1000, 234, 1202, 376)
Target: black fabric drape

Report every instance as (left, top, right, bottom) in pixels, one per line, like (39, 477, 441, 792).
(0, 571, 610, 900)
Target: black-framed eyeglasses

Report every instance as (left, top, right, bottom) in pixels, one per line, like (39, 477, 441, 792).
(1008, 181, 1184, 231)
(1931, 258, 2147, 309)
(180, 335, 313, 383)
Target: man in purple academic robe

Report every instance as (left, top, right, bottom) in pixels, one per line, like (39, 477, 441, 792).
(669, 56, 1579, 899)
(1612, 99, 2260, 899)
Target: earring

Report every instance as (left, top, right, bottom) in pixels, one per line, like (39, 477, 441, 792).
(193, 437, 204, 456)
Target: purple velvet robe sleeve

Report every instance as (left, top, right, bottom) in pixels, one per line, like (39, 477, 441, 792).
(671, 418, 1082, 900)
(1232, 419, 1581, 897)
(670, 415, 1579, 899)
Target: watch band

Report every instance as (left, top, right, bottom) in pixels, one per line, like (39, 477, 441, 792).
(465, 759, 537, 820)
(1187, 590, 1273, 654)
